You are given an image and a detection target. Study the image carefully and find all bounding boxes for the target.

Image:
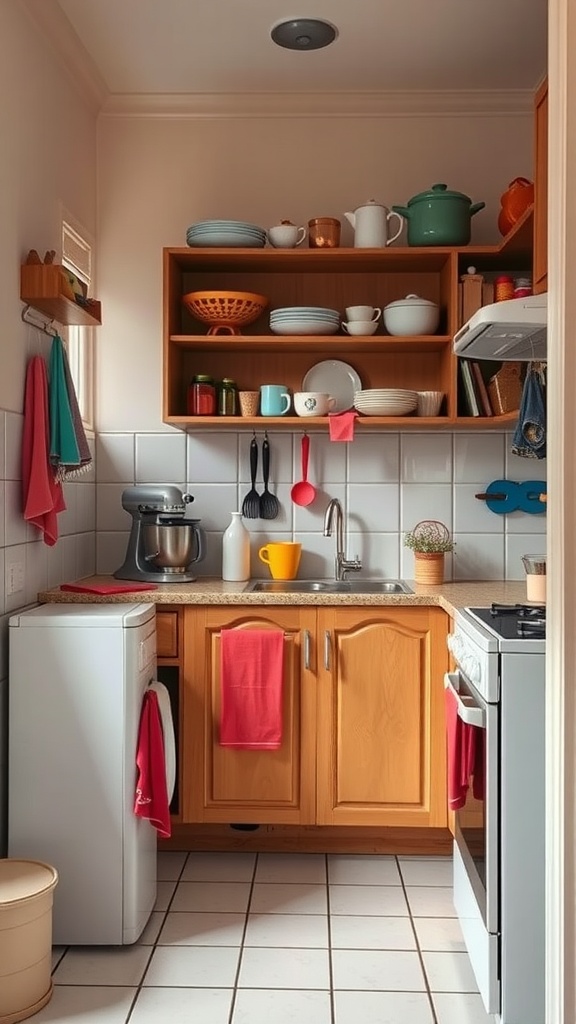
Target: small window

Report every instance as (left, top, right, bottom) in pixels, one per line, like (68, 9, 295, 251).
(61, 216, 95, 432)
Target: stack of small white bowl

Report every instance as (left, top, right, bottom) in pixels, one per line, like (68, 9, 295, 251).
(186, 220, 266, 248)
(354, 388, 418, 416)
(270, 306, 340, 336)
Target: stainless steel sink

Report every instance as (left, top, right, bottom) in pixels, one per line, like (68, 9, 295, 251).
(246, 579, 413, 595)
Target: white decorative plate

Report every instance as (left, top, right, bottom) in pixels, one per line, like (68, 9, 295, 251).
(303, 359, 363, 413)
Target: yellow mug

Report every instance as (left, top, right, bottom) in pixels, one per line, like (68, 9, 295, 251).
(258, 542, 302, 580)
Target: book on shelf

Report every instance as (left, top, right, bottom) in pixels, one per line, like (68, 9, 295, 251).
(471, 361, 494, 416)
(459, 360, 481, 416)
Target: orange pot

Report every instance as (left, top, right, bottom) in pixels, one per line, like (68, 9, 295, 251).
(498, 177, 534, 237)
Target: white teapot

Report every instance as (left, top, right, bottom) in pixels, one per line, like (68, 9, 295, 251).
(344, 199, 404, 248)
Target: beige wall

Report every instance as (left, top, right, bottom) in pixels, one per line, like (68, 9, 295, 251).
(0, 2, 97, 414)
(96, 112, 533, 432)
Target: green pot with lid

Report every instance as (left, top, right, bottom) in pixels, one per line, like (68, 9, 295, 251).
(392, 183, 485, 247)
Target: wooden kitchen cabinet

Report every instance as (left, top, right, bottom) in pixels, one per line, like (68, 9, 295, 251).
(533, 76, 548, 295)
(162, 233, 533, 432)
(180, 603, 449, 829)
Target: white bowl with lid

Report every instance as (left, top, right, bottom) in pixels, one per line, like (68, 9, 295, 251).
(383, 294, 440, 336)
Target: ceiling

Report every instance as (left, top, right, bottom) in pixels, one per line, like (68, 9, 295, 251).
(26, 0, 547, 112)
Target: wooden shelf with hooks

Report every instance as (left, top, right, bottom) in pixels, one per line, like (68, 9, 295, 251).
(20, 264, 102, 327)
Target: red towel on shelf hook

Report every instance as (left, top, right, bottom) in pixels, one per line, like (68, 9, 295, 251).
(328, 410, 358, 442)
(22, 356, 66, 546)
(220, 629, 284, 750)
(134, 689, 171, 838)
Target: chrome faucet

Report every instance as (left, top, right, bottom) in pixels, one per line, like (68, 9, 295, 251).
(323, 498, 362, 581)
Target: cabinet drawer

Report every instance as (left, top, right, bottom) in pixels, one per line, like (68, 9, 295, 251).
(156, 611, 179, 657)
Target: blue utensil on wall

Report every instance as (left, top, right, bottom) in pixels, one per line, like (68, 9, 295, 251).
(475, 479, 547, 514)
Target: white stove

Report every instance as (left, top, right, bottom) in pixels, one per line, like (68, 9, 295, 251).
(447, 602, 546, 1023)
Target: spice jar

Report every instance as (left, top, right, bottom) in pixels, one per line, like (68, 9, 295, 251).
(218, 378, 238, 416)
(514, 277, 533, 298)
(187, 374, 216, 415)
(494, 275, 514, 302)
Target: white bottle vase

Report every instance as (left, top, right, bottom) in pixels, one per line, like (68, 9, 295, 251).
(222, 512, 251, 582)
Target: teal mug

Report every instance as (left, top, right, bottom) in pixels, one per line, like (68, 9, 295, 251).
(260, 384, 291, 416)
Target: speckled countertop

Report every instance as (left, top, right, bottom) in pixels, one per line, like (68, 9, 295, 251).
(38, 576, 528, 618)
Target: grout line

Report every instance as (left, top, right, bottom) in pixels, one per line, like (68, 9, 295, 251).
(227, 849, 259, 1024)
(395, 855, 439, 1024)
(324, 854, 336, 1024)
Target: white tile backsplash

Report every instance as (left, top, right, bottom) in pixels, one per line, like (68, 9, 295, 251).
(401, 434, 453, 483)
(97, 434, 135, 482)
(136, 433, 187, 483)
(348, 432, 400, 482)
(453, 432, 505, 483)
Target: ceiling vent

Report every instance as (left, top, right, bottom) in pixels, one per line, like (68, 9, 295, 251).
(270, 19, 338, 51)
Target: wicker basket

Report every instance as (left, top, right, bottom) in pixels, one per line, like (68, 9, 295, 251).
(414, 551, 445, 585)
(182, 290, 267, 335)
(487, 363, 523, 415)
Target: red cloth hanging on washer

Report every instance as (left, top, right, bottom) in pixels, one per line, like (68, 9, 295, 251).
(134, 689, 171, 838)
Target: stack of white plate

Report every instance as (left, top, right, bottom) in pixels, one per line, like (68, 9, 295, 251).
(270, 306, 340, 336)
(186, 220, 266, 248)
(354, 388, 418, 416)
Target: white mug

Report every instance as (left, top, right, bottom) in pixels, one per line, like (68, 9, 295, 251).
(345, 305, 381, 323)
(267, 224, 307, 249)
(293, 392, 336, 417)
(342, 320, 378, 336)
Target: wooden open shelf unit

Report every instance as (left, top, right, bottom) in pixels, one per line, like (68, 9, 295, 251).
(20, 264, 102, 327)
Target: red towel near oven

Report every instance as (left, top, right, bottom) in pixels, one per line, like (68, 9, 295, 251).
(220, 629, 284, 750)
(445, 685, 477, 810)
(134, 689, 171, 838)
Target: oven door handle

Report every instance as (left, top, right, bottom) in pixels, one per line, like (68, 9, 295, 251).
(444, 672, 485, 728)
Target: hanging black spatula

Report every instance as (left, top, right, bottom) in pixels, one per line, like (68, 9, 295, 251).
(241, 435, 260, 519)
(259, 432, 280, 520)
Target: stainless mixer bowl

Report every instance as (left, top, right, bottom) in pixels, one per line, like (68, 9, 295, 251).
(142, 521, 202, 571)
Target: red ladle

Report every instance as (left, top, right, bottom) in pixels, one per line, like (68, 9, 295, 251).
(291, 434, 316, 506)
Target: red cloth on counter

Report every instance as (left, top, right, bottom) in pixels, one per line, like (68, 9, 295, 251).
(134, 689, 171, 838)
(220, 629, 284, 750)
(328, 410, 358, 442)
(445, 685, 478, 810)
(61, 581, 158, 594)
(22, 356, 66, 546)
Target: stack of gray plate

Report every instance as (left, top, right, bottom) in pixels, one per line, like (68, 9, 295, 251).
(186, 220, 266, 248)
(270, 306, 340, 336)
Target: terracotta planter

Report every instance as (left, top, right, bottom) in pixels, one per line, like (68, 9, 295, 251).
(414, 551, 445, 585)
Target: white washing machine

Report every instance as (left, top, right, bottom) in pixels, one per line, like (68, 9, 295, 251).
(8, 603, 159, 945)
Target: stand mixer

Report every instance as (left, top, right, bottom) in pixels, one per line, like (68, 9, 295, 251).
(114, 485, 205, 583)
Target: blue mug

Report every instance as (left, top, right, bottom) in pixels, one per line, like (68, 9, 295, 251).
(260, 384, 291, 416)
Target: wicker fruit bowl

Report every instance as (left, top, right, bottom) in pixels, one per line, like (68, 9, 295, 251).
(182, 290, 268, 335)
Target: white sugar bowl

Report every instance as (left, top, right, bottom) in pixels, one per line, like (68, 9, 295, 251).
(267, 221, 306, 248)
(383, 294, 440, 336)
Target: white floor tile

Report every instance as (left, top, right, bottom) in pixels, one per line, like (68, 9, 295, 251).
(329, 884, 408, 916)
(330, 914, 416, 950)
(405, 886, 457, 917)
(255, 853, 327, 883)
(171, 881, 251, 913)
(250, 882, 327, 915)
(52, 945, 152, 986)
(398, 856, 453, 887)
(181, 851, 256, 882)
(158, 911, 246, 946)
(328, 854, 401, 885)
(137, 912, 165, 945)
(232, 988, 332, 1024)
(432, 991, 495, 1023)
(143, 945, 240, 987)
(154, 880, 177, 911)
(422, 950, 479, 992)
(244, 913, 329, 947)
(413, 917, 466, 952)
(238, 946, 331, 989)
(34, 986, 135, 1023)
(334, 989, 434, 1024)
(130, 986, 233, 1023)
(332, 948, 426, 991)
(157, 851, 188, 881)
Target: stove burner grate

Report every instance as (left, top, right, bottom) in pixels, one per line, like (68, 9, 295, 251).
(490, 602, 546, 620)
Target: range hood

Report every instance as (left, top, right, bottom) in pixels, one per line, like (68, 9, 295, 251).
(453, 293, 547, 361)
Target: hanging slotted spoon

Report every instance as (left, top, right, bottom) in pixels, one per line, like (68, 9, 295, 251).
(259, 432, 280, 520)
(241, 435, 261, 519)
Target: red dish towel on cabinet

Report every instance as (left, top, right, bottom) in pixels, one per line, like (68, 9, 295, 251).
(134, 689, 171, 838)
(445, 685, 477, 810)
(220, 629, 284, 750)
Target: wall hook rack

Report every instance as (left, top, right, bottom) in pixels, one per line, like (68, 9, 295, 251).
(21, 304, 58, 337)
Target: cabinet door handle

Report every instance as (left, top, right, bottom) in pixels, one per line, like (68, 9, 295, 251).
(303, 629, 311, 670)
(324, 630, 331, 671)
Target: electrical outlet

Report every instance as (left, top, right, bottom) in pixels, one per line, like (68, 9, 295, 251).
(6, 560, 25, 596)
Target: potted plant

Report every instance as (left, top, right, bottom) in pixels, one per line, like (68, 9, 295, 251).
(404, 520, 455, 585)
